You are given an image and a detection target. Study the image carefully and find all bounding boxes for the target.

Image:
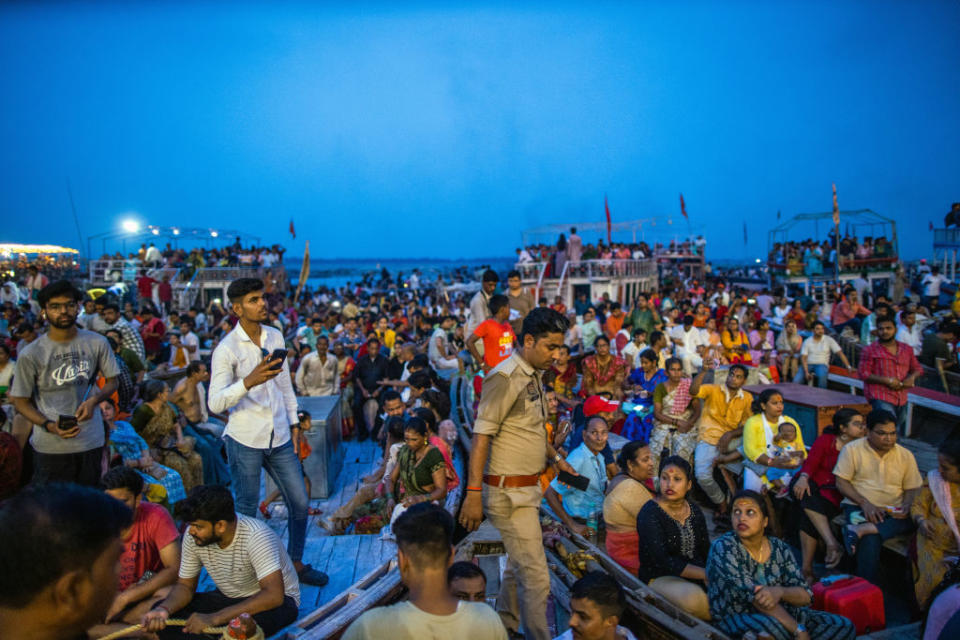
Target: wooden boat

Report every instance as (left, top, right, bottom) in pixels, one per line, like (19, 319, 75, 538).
(270, 374, 731, 639)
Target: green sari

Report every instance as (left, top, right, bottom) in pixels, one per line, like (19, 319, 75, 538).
(395, 445, 445, 499)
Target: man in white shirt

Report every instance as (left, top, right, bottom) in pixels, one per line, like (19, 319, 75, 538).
(428, 316, 461, 377)
(794, 321, 853, 388)
(141, 486, 301, 637)
(179, 319, 200, 362)
(670, 315, 706, 375)
(208, 277, 327, 586)
(922, 266, 948, 309)
(895, 308, 929, 357)
(343, 503, 507, 640)
(467, 270, 499, 336)
(295, 336, 339, 396)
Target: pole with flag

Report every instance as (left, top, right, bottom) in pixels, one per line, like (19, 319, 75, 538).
(680, 193, 693, 239)
(604, 195, 612, 244)
(293, 241, 310, 303)
(832, 183, 840, 283)
(289, 219, 296, 240)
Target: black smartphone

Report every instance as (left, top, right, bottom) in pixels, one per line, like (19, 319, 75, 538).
(557, 470, 590, 492)
(269, 348, 289, 369)
(58, 415, 79, 430)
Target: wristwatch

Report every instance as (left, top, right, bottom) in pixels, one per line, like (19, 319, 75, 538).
(43, 420, 56, 433)
(553, 453, 563, 464)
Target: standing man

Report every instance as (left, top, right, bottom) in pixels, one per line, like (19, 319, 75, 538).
(567, 227, 583, 264)
(208, 277, 327, 586)
(858, 316, 923, 436)
(295, 335, 339, 396)
(921, 266, 948, 310)
(506, 270, 536, 336)
(688, 361, 753, 520)
(467, 269, 500, 337)
(467, 294, 516, 374)
(10, 280, 119, 486)
(460, 308, 574, 640)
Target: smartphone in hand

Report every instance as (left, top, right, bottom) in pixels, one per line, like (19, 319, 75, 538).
(58, 415, 79, 430)
(557, 470, 590, 492)
(269, 348, 289, 369)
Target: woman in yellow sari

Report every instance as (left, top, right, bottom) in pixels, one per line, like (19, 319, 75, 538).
(911, 439, 960, 607)
(721, 317, 753, 365)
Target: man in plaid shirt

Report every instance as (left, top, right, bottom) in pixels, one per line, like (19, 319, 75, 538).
(857, 316, 923, 435)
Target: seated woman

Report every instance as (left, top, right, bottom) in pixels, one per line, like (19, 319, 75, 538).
(603, 441, 655, 573)
(649, 357, 701, 473)
(621, 349, 667, 443)
(707, 490, 856, 640)
(749, 318, 777, 367)
(792, 409, 865, 583)
(384, 417, 447, 523)
(129, 380, 203, 492)
(582, 335, 628, 400)
(636, 456, 711, 620)
(776, 319, 803, 382)
(412, 404, 460, 493)
(721, 317, 753, 365)
(912, 438, 960, 608)
(104, 398, 187, 505)
(741, 389, 806, 494)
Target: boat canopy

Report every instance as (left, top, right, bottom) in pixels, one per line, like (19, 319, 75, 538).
(767, 208, 898, 255)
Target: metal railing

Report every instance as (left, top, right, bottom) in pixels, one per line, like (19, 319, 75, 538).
(515, 259, 656, 282)
(934, 228, 960, 247)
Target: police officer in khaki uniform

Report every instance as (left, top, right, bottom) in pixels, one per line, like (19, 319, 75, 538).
(460, 308, 574, 640)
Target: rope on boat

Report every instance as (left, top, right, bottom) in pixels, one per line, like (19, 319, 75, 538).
(97, 618, 264, 640)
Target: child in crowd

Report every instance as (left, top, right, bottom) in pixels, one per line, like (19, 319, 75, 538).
(765, 421, 805, 496)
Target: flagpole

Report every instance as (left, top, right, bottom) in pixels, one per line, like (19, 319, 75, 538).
(832, 184, 840, 285)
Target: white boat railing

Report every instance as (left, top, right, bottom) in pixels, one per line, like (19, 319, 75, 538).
(515, 259, 656, 282)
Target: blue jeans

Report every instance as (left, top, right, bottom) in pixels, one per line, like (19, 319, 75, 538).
(225, 436, 308, 564)
(833, 317, 862, 335)
(843, 504, 915, 584)
(183, 425, 230, 486)
(868, 398, 909, 436)
(793, 363, 828, 388)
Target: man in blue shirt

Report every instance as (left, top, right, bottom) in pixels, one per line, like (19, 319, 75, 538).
(545, 416, 609, 537)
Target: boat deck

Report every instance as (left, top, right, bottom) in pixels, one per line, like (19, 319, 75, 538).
(198, 438, 396, 618)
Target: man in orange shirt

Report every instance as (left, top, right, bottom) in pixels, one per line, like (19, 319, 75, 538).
(467, 295, 516, 374)
(603, 302, 625, 341)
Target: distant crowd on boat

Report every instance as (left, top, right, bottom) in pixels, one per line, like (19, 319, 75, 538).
(1, 241, 960, 639)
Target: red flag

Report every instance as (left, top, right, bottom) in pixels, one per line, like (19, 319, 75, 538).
(680, 193, 688, 219)
(929, 221, 934, 231)
(604, 195, 612, 243)
(289, 219, 296, 239)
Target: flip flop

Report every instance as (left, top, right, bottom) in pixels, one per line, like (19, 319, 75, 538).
(842, 525, 858, 557)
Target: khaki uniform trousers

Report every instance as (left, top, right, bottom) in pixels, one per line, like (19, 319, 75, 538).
(485, 484, 550, 640)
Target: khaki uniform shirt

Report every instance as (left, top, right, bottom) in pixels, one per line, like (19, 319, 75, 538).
(473, 351, 548, 476)
(833, 437, 923, 509)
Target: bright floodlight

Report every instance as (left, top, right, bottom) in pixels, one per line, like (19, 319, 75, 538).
(151, 228, 160, 235)
(172, 228, 180, 235)
(210, 230, 219, 237)
(121, 219, 140, 233)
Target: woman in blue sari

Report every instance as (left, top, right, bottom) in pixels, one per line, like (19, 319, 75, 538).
(621, 349, 668, 444)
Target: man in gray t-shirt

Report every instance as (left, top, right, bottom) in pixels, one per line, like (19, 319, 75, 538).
(11, 281, 119, 486)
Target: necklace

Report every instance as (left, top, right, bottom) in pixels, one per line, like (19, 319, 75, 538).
(744, 538, 768, 563)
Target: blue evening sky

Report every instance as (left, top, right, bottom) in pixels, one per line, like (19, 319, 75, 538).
(1, 1, 958, 261)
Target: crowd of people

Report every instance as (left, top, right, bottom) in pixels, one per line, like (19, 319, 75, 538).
(768, 234, 898, 277)
(2, 244, 960, 640)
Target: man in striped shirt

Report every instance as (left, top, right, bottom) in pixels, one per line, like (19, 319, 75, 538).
(858, 316, 923, 436)
(141, 486, 300, 637)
